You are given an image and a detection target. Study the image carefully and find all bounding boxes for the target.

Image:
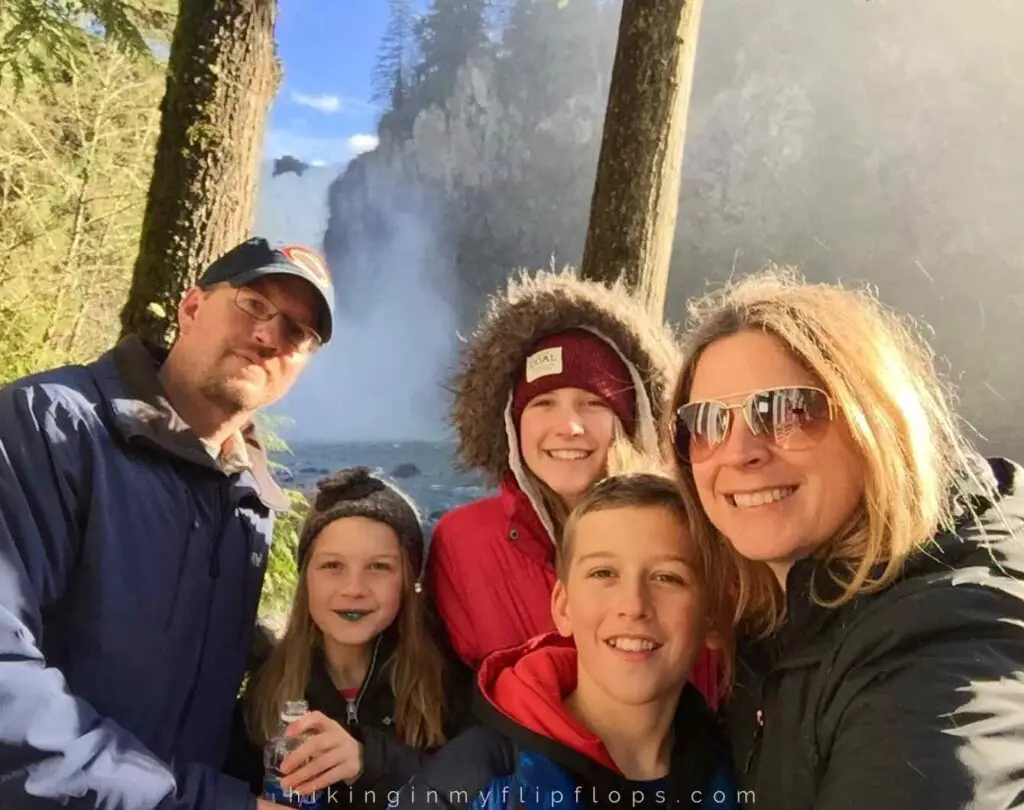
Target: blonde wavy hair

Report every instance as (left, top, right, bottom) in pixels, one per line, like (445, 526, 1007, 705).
(668, 265, 986, 637)
(243, 540, 448, 749)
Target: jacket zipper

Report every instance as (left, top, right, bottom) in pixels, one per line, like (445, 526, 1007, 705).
(347, 635, 382, 725)
(209, 486, 232, 579)
(743, 664, 776, 776)
(174, 485, 234, 738)
(744, 708, 764, 775)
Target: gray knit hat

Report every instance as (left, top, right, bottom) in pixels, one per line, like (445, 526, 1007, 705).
(297, 467, 425, 579)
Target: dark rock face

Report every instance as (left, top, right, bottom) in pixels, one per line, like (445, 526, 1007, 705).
(273, 155, 311, 178)
(322, 0, 1024, 460)
(296, 465, 330, 476)
(390, 462, 421, 479)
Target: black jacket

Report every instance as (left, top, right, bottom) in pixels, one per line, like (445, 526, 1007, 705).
(223, 624, 474, 807)
(728, 456, 1024, 810)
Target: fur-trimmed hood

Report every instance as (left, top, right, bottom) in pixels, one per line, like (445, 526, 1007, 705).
(449, 269, 682, 491)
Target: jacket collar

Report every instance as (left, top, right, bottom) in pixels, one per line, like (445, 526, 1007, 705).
(746, 454, 1024, 671)
(306, 650, 356, 722)
(306, 629, 397, 721)
(96, 335, 289, 510)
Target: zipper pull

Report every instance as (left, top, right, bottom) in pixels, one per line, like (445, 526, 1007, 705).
(743, 708, 764, 775)
(346, 699, 357, 725)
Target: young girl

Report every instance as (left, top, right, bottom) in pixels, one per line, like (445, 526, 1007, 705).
(224, 466, 473, 807)
(427, 269, 721, 708)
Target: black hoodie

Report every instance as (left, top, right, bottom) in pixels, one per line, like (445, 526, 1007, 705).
(727, 456, 1024, 810)
(223, 624, 474, 807)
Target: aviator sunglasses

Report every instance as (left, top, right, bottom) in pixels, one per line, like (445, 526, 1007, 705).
(674, 386, 836, 464)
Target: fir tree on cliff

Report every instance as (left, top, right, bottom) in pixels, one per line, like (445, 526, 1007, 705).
(412, 0, 489, 108)
(119, 0, 279, 345)
(466, 0, 616, 282)
(499, 0, 611, 117)
(373, 0, 418, 137)
(579, 0, 705, 317)
(372, 0, 416, 106)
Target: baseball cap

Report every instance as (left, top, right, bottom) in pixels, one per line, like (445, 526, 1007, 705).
(197, 237, 335, 343)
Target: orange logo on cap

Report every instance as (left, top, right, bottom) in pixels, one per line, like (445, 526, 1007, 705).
(281, 245, 331, 287)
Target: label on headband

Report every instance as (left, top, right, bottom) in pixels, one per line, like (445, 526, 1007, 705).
(525, 347, 563, 382)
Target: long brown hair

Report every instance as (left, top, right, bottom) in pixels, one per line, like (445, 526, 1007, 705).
(667, 266, 988, 638)
(244, 529, 449, 749)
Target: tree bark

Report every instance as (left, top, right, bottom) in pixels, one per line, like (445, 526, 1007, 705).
(578, 0, 704, 318)
(119, 0, 279, 344)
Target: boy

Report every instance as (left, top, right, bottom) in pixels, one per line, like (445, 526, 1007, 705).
(385, 472, 738, 810)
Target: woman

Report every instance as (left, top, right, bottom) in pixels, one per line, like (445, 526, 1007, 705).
(224, 467, 472, 807)
(427, 269, 721, 707)
(668, 266, 1024, 808)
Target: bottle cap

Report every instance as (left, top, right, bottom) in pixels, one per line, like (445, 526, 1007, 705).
(280, 699, 309, 723)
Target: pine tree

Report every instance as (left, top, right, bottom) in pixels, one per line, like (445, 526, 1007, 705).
(118, 0, 279, 345)
(412, 0, 489, 105)
(498, 0, 609, 121)
(371, 0, 415, 108)
(0, 0, 174, 91)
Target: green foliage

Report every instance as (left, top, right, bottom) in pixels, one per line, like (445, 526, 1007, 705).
(0, 33, 168, 385)
(254, 414, 307, 619)
(259, 486, 306, 620)
(0, 0, 175, 93)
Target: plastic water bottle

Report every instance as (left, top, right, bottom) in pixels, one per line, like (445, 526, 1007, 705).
(262, 700, 325, 809)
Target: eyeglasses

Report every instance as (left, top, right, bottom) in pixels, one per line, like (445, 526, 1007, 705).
(233, 287, 322, 354)
(674, 386, 835, 464)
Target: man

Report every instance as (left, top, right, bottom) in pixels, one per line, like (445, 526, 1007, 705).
(0, 237, 334, 810)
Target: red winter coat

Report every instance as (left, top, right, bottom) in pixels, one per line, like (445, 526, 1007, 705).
(428, 271, 722, 710)
(427, 476, 721, 709)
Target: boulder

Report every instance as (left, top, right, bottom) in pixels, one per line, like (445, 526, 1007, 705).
(390, 462, 421, 479)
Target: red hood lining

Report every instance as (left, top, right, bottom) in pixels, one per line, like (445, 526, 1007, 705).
(476, 633, 621, 773)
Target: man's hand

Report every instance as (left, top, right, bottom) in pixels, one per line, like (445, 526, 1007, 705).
(257, 800, 291, 810)
(278, 710, 364, 796)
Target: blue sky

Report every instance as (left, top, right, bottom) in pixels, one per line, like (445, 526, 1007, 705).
(264, 1, 400, 166)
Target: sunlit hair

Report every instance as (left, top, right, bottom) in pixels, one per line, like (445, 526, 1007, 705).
(668, 265, 987, 637)
(526, 415, 649, 538)
(244, 529, 448, 749)
(558, 470, 734, 692)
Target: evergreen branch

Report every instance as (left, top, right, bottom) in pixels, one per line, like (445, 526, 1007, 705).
(0, 0, 174, 91)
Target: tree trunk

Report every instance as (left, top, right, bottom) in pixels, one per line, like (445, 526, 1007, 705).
(578, 0, 704, 318)
(119, 0, 279, 345)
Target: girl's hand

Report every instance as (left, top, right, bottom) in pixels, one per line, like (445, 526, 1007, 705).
(278, 711, 363, 796)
